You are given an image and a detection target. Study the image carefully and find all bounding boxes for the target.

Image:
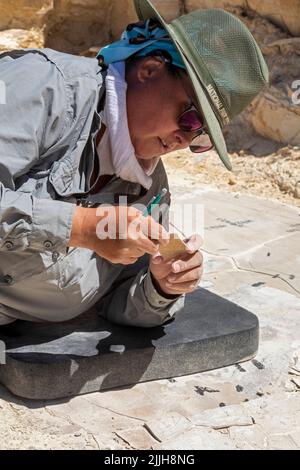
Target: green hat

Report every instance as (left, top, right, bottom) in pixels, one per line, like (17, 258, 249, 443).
(134, 0, 269, 170)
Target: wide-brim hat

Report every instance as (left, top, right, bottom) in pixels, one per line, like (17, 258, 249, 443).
(134, 0, 269, 170)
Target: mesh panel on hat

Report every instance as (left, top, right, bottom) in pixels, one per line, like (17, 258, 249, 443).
(177, 9, 268, 120)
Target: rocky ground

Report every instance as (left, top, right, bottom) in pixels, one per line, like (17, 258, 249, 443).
(0, 0, 299, 450)
(164, 144, 300, 208)
(0, 187, 300, 450)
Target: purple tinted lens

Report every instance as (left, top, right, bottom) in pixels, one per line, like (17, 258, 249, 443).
(190, 133, 213, 153)
(190, 144, 213, 153)
(178, 109, 203, 132)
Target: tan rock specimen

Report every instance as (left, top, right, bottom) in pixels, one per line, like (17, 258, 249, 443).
(159, 234, 188, 260)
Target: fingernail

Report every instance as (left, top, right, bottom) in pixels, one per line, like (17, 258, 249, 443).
(167, 276, 175, 282)
(173, 263, 180, 272)
(186, 244, 195, 252)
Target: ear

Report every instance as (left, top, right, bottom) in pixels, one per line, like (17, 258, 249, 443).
(136, 56, 166, 83)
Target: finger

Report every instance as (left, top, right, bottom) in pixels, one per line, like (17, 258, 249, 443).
(139, 238, 160, 256)
(127, 206, 143, 220)
(142, 217, 170, 246)
(125, 233, 159, 256)
(171, 251, 203, 273)
(129, 217, 169, 249)
(136, 248, 149, 256)
(185, 234, 203, 253)
(167, 265, 203, 284)
(116, 245, 149, 258)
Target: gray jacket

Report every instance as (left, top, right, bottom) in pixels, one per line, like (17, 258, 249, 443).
(0, 48, 184, 327)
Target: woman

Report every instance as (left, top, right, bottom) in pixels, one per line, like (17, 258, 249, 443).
(0, 0, 268, 327)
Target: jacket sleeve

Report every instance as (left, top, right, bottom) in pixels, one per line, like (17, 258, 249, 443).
(0, 52, 76, 254)
(96, 255, 185, 328)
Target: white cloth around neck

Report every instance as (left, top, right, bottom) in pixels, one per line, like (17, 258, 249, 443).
(97, 61, 159, 190)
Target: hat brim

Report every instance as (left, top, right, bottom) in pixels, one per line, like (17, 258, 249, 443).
(134, 0, 232, 171)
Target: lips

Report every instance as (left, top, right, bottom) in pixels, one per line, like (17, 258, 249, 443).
(158, 137, 168, 152)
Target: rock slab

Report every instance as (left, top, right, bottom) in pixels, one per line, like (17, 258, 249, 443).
(0, 288, 258, 400)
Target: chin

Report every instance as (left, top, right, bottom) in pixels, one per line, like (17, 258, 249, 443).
(134, 148, 161, 160)
(136, 152, 160, 160)
(132, 139, 161, 160)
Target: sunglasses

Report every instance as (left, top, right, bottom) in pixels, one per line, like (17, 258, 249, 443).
(178, 105, 213, 153)
(149, 53, 213, 154)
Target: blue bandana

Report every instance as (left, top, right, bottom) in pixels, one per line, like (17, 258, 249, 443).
(97, 19, 185, 70)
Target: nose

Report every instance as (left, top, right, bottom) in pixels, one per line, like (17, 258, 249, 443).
(169, 129, 192, 151)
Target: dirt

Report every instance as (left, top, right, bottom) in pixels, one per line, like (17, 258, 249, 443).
(164, 144, 300, 208)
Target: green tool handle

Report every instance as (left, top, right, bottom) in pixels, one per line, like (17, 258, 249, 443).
(142, 188, 167, 217)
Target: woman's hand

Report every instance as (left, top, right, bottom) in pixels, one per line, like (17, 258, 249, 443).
(69, 205, 169, 265)
(149, 234, 203, 295)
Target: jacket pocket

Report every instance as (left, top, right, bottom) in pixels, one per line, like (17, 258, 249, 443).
(54, 247, 102, 307)
(0, 250, 59, 286)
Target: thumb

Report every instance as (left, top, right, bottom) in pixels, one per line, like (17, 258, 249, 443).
(186, 233, 203, 253)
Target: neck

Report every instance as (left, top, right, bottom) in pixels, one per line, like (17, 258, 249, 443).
(137, 156, 160, 172)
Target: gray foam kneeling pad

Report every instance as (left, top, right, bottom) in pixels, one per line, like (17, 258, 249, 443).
(0, 288, 258, 400)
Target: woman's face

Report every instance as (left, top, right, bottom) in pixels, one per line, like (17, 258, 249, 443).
(126, 57, 197, 161)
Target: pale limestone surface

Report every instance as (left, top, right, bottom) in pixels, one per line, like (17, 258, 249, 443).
(0, 184, 299, 449)
(0, 0, 299, 450)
